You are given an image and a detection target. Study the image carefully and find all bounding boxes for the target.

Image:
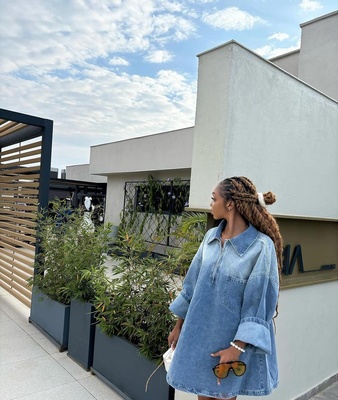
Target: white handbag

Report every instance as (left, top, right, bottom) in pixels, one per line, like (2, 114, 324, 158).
(163, 346, 175, 372)
(145, 346, 176, 392)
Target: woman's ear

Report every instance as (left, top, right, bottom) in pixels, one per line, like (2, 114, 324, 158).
(226, 201, 234, 211)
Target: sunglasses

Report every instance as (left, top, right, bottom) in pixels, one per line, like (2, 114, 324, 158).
(212, 361, 246, 379)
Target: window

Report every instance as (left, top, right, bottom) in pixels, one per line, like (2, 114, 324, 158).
(135, 182, 189, 215)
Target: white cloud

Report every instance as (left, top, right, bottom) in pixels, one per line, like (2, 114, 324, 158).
(144, 50, 174, 63)
(151, 14, 197, 43)
(255, 44, 300, 59)
(0, 0, 196, 75)
(155, 0, 184, 13)
(187, 0, 218, 3)
(109, 57, 130, 66)
(0, 65, 196, 169)
(299, 0, 323, 12)
(0, 0, 199, 170)
(268, 32, 290, 41)
(202, 7, 266, 31)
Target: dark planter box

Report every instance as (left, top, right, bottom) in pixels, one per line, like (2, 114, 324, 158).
(29, 289, 70, 351)
(92, 326, 174, 400)
(67, 299, 96, 370)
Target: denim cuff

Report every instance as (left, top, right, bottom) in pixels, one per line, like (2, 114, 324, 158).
(234, 317, 271, 354)
(169, 293, 189, 319)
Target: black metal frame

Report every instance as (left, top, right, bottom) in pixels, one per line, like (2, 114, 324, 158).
(0, 107, 54, 305)
(0, 107, 53, 211)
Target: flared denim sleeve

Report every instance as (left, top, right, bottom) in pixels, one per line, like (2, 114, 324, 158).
(234, 239, 279, 354)
(169, 239, 205, 319)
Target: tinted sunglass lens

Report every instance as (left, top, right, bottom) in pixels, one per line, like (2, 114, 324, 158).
(213, 362, 246, 379)
(232, 362, 246, 376)
(213, 364, 230, 378)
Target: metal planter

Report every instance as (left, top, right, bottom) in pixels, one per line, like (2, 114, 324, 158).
(67, 299, 96, 370)
(29, 288, 70, 351)
(92, 326, 174, 400)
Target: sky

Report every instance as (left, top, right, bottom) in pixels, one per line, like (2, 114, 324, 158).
(0, 0, 337, 173)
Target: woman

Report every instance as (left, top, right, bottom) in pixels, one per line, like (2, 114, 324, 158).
(167, 177, 283, 400)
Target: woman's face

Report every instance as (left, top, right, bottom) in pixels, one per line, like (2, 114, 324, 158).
(210, 185, 228, 220)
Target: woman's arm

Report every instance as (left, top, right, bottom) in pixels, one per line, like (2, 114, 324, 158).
(168, 317, 184, 348)
(234, 240, 279, 353)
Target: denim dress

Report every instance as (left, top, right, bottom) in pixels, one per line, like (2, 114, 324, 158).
(167, 221, 279, 398)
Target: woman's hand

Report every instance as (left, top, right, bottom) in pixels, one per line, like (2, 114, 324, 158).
(168, 318, 184, 349)
(211, 346, 241, 364)
(211, 340, 246, 363)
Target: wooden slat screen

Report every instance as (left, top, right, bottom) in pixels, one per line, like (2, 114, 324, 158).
(0, 138, 42, 307)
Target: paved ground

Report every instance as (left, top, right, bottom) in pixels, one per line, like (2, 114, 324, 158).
(0, 286, 123, 400)
(308, 381, 338, 400)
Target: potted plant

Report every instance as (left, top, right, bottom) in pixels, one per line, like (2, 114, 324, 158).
(66, 265, 110, 370)
(92, 229, 179, 400)
(28, 200, 111, 360)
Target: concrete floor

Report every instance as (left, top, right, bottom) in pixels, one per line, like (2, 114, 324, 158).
(308, 382, 338, 400)
(0, 286, 123, 400)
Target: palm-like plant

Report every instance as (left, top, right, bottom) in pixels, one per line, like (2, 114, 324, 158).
(169, 211, 207, 275)
(28, 200, 112, 305)
(94, 229, 179, 361)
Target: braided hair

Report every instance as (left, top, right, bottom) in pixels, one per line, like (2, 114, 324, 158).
(218, 176, 283, 283)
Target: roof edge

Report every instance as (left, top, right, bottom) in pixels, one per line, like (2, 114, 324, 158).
(300, 9, 338, 28)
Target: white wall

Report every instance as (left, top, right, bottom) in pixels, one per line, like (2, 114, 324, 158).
(175, 281, 338, 400)
(189, 41, 338, 220)
(298, 11, 338, 102)
(90, 127, 194, 175)
(66, 164, 107, 183)
(105, 169, 191, 226)
(270, 50, 300, 77)
(88, 127, 193, 227)
(270, 11, 338, 102)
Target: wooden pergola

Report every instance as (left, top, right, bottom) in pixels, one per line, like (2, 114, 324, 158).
(0, 108, 53, 307)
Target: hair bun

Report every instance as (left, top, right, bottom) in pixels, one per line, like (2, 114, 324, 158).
(263, 191, 276, 205)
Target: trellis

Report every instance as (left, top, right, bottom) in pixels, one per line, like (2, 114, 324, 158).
(0, 109, 53, 307)
(122, 177, 190, 249)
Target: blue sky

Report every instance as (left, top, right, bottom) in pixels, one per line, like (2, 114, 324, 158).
(0, 0, 337, 172)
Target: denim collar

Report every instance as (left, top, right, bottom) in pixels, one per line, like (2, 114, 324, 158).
(207, 219, 259, 256)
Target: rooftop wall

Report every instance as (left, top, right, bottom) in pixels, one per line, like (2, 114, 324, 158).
(189, 41, 338, 220)
(66, 164, 107, 183)
(298, 11, 338, 101)
(89, 127, 194, 175)
(270, 50, 300, 77)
